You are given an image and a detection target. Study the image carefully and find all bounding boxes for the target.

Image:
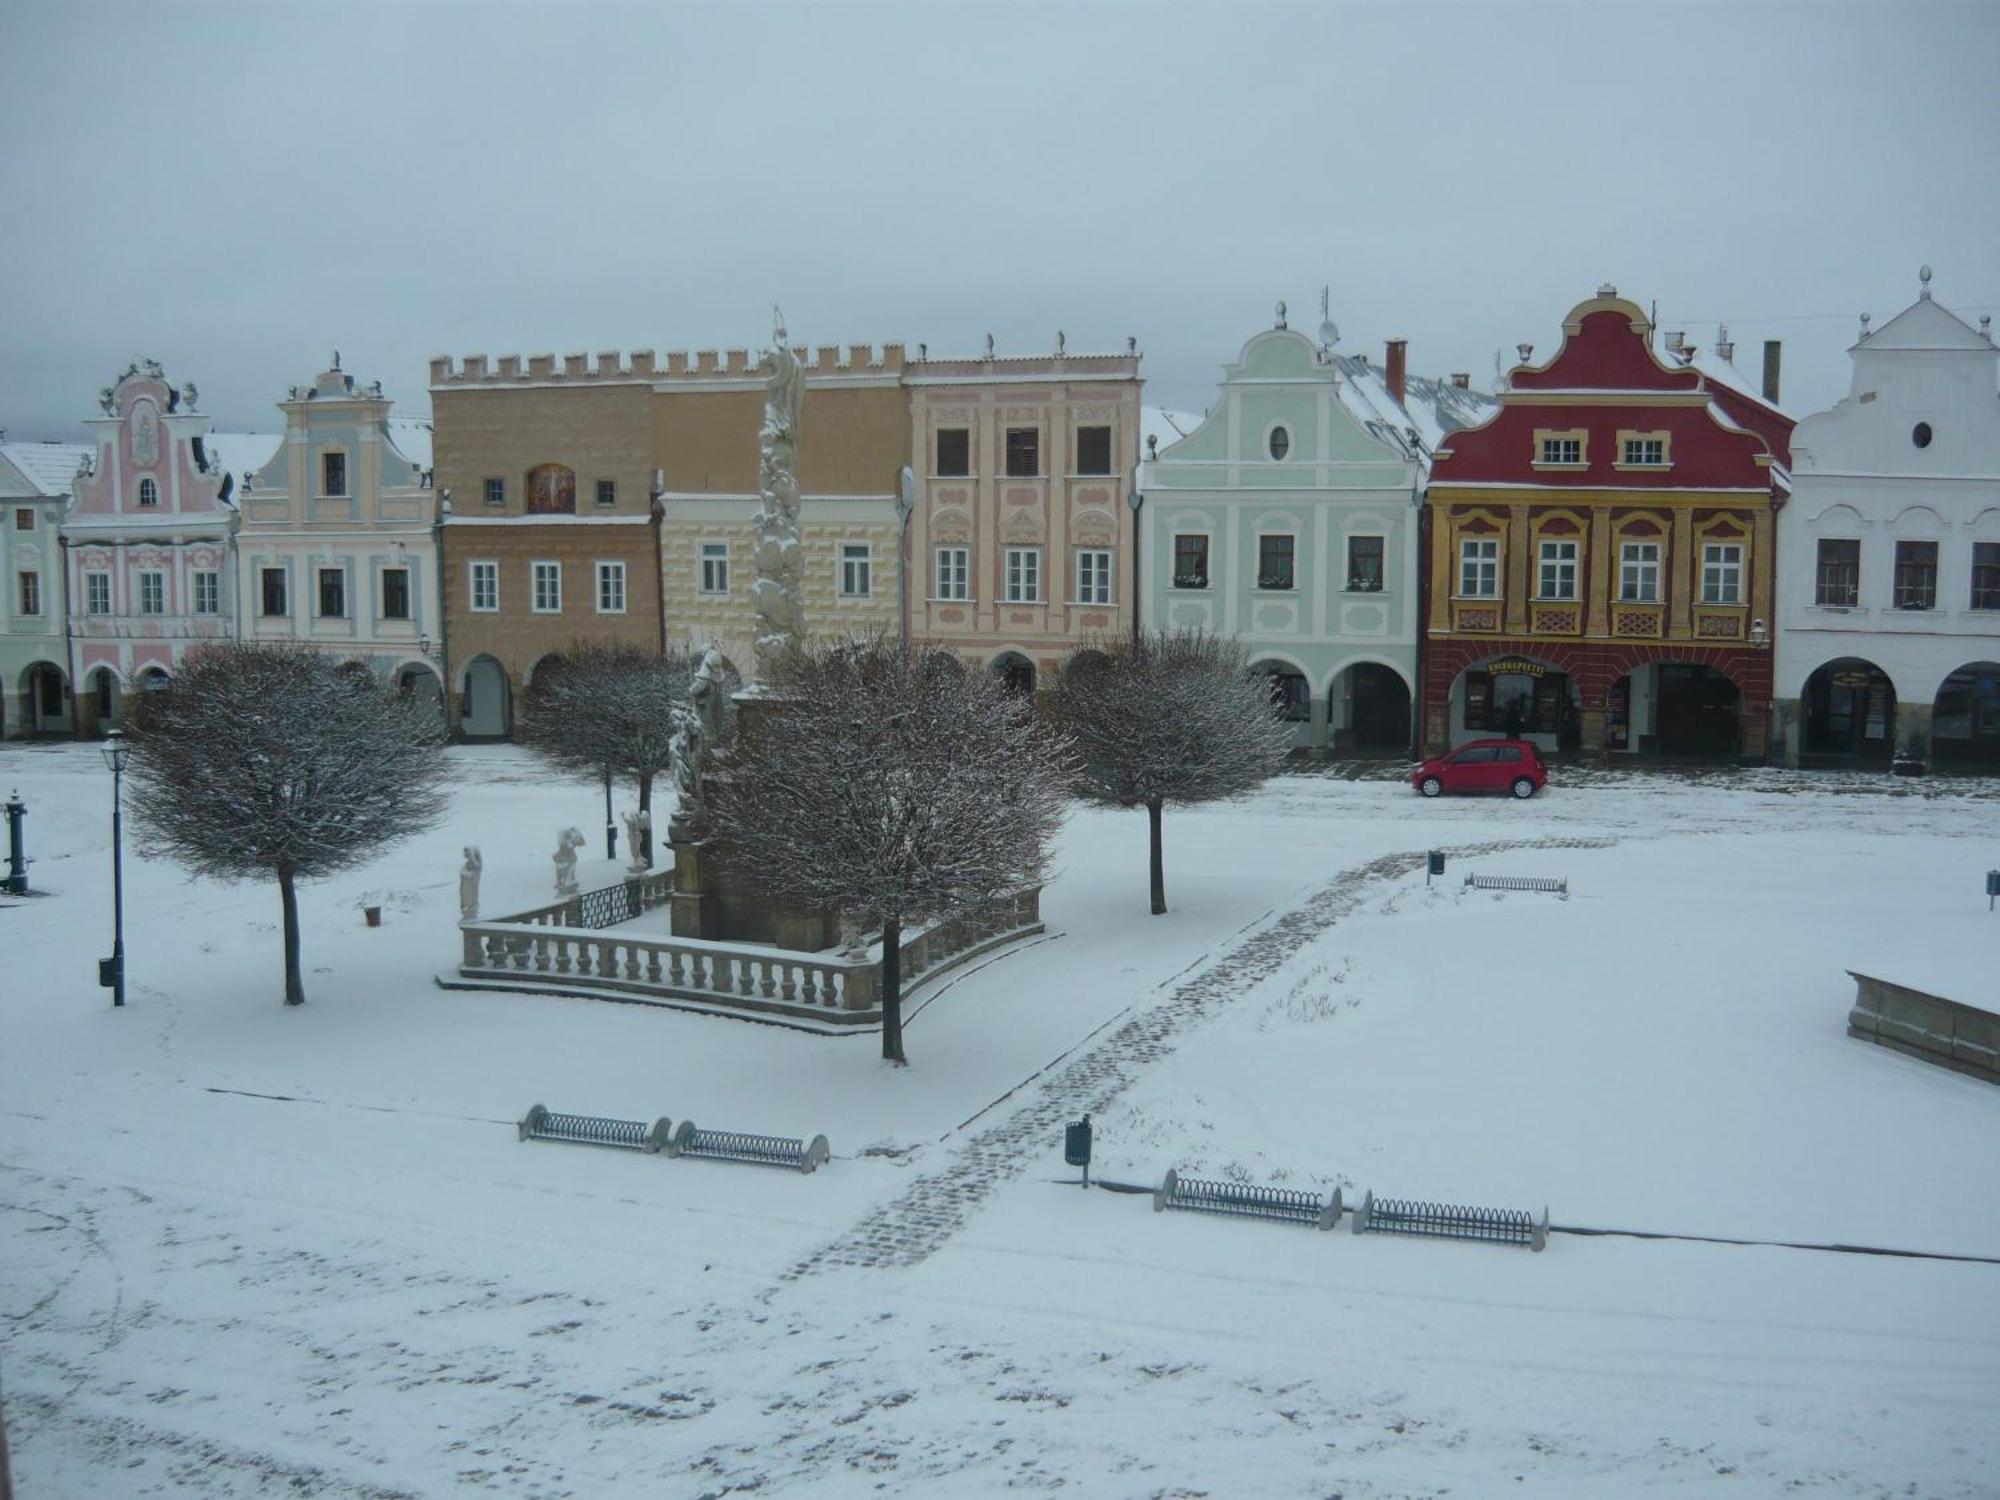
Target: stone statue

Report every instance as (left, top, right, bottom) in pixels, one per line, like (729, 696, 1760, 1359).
(623, 808, 651, 872)
(668, 703, 706, 837)
(553, 827, 584, 895)
(689, 645, 726, 739)
(458, 846, 482, 921)
(750, 309, 806, 682)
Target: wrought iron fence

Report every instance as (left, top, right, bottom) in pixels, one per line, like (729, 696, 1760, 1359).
(576, 880, 641, 930)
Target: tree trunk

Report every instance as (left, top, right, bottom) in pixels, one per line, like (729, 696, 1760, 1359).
(1147, 795, 1166, 915)
(278, 863, 306, 1005)
(637, 771, 653, 865)
(879, 914, 906, 1065)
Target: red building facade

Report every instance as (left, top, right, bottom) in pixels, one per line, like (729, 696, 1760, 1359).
(1421, 289, 1792, 760)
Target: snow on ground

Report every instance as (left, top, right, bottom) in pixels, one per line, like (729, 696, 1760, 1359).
(2, 742, 1997, 1497)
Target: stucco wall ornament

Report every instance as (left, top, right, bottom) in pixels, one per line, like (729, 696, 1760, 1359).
(750, 307, 806, 682)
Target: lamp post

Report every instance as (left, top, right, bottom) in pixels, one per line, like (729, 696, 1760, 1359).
(896, 465, 916, 655)
(1125, 481, 1144, 646)
(101, 728, 130, 1007)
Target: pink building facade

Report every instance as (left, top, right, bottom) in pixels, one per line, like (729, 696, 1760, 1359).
(63, 360, 239, 732)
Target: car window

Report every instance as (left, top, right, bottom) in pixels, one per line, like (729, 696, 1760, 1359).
(1451, 747, 1494, 764)
(1494, 746, 1522, 763)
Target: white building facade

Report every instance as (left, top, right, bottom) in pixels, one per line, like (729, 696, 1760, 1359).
(1775, 272, 2000, 771)
(235, 360, 441, 705)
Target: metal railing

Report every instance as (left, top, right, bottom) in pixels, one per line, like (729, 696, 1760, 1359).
(669, 1119, 830, 1173)
(1353, 1190, 1547, 1251)
(518, 1104, 672, 1154)
(1153, 1169, 1342, 1230)
(1464, 873, 1568, 898)
(576, 880, 641, 930)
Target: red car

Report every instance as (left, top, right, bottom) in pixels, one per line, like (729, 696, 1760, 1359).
(1412, 738, 1548, 799)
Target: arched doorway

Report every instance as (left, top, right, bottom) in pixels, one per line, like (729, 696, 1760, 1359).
(990, 652, 1036, 695)
(1931, 661, 2000, 770)
(1802, 658, 1895, 766)
(397, 662, 445, 716)
(1452, 655, 1579, 752)
(22, 662, 71, 735)
(1611, 663, 1742, 756)
(1338, 662, 1412, 752)
(85, 667, 124, 735)
(460, 655, 512, 739)
(1250, 659, 1311, 749)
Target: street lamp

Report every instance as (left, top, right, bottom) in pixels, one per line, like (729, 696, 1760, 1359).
(100, 728, 130, 1008)
(1125, 481, 1145, 645)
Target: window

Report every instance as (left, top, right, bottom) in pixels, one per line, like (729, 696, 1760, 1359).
(596, 560, 626, 614)
(1346, 535, 1385, 592)
(1075, 548, 1112, 605)
(139, 571, 165, 615)
(483, 477, 505, 507)
(322, 451, 347, 497)
(318, 567, 346, 618)
(260, 567, 287, 617)
(1459, 537, 1498, 597)
(1172, 534, 1209, 590)
(936, 428, 970, 477)
(1912, 422, 1933, 449)
(839, 543, 871, 598)
(1973, 543, 2000, 611)
(17, 570, 40, 616)
(1619, 541, 1660, 602)
(699, 542, 729, 595)
(934, 546, 969, 600)
(1004, 546, 1042, 602)
(1620, 435, 1667, 467)
(12, 508, 31, 531)
(1268, 426, 1291, 461)
(1257, 534, 1295, 590)
(1076, 425, 1112, 475)
(1815, 539, 1860, 608)
(1536, 431, 1584, 466)
(1537, 539, 1578, 600)
(382, 567, 411, 620)
(192, 570, 219, 615)
(138, 477, 159, 507)
(1004, 427, 1040, 478)
(469, 560, 498, 613)
(1701, 543, 1743, 605)
(595, 479, 616, 508)
(1893, 539, 1937, 610)
(532, 561, 562, 613)
(85, 571, 112, 615)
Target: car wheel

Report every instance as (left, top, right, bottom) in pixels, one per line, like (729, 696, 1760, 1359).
(1511, 777, 1537, 799)
(1419, 776, 1443, 798)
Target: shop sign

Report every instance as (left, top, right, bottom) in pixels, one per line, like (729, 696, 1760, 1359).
(1483, 657, 1550, 679)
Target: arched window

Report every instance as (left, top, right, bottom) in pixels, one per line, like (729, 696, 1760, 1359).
(138, 477, 159, 508)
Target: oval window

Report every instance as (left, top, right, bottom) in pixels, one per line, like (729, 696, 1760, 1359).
(1268, 426, 1291, 461)
(1912, 422, 1933, 449)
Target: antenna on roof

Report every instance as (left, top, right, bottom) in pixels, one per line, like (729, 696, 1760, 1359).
(1316, 285, 1339, 354)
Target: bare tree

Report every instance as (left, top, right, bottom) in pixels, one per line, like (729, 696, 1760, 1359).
(125, 644, 447, 1006)
(709, 636, 1073, 1064)
(518, 642, 737, 865)
(1048, 629, 1293, 916)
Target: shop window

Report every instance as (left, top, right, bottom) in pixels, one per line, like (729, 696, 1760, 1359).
(1815, 539, 1860, 607)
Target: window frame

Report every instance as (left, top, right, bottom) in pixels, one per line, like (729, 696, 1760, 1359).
(1536, 538, 1579, 601)
(17, 569, 41, 617)
(531, 559, 563, 615)
(1618, 540, 1661, 603)
(1458, 537, 1499, 598)
(698, 541, 730, 596)
(137, 477, 159, 508)
(138, 569, 167, 616)
(469, 559, 499, 613)
(594, 478, 617, 508)
(1075, 425, 1113, 476)
(1266, 424, 1292, 462)
(1004, 545, 1043, 604)
(839, 542, 872, 599)
(934, 545, 970, 601)
(1532, 428, 1587, 468)
(1003, 427, 1041, 479)
(381, 566, 411, 621)
(1971, 542, 2000, 611)
(1171, 533, 1210, 591)
(1700, 542, 1744, 605)
(259, 566, 288, 618)
(317, 566, 347, 619)
(1256, 533, 1296, 591)
(1345, 534, 1386, 593)
(1814, 538, 1860, 608)
(192, 569, 220, 616)
(321, 449, 348, 498)
(85, 570, 112, 616)
(1892, 538, 1938, 611)
(935, 427, 971, 478)
(483, 477, 505, 508)
(1615, 429, 1671, 469)
(1074, 547, 1113, 605)
(12, 507, 32, 532)
(595, 559, 627, 615)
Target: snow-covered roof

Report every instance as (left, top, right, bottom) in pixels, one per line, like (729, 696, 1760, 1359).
(203, 430, 283, 488)
(1655, 331, 1792, 420)
(1332, 354, 1498, 458)
(1141, 406, 1202, 460)
(385, 416, 433, 472)
(0, 440, 93, 495)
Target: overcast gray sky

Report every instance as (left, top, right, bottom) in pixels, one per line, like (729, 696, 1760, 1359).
(3, 0, 1996, 440)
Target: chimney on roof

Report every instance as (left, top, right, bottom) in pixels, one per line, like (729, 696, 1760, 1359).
(1762, 340, 1782, 404)
(1450, 373, 1470, 390)
(1385, 339, 1407, 408)
(1715, 324, 1735, 364)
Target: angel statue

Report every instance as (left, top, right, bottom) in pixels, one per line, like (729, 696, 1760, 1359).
(458, 846, 483, 921)
(552, 827, 584, 895)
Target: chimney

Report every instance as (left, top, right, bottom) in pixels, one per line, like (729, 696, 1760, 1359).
(1385, 339, 1408, 407)
(1715, 324, 1734, 364)
(1450, 373, 1470, 389)
(1762, 340, 1782, 404)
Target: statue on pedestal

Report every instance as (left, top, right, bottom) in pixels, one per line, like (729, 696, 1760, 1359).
(623, 808, 652, 873)
(458, 846, 482, 922)
(750, 307, 806, 683)
(553, 827, 584, 895)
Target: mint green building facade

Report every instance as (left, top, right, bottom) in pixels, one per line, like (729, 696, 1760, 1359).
(1140, 318, 1492, 752)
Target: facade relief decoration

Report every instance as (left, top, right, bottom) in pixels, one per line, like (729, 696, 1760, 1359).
(526, 463, 576, 515)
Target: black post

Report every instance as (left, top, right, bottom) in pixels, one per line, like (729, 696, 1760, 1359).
(110, 759, 125, 1008)
(3, 791, 24, 896)
(604, 765, 616, 861)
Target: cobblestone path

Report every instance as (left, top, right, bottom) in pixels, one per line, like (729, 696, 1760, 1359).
(786, 834, 1612, 1276)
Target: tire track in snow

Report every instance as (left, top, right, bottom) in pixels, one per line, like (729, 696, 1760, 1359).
(783, 834, 1614, 1278)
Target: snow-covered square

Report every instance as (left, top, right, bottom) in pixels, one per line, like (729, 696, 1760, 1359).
(3, 742, 1996, 1497)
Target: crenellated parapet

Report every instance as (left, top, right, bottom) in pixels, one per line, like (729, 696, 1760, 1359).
(430, 342, 908, 388)
(906, 344, 1141, 384)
